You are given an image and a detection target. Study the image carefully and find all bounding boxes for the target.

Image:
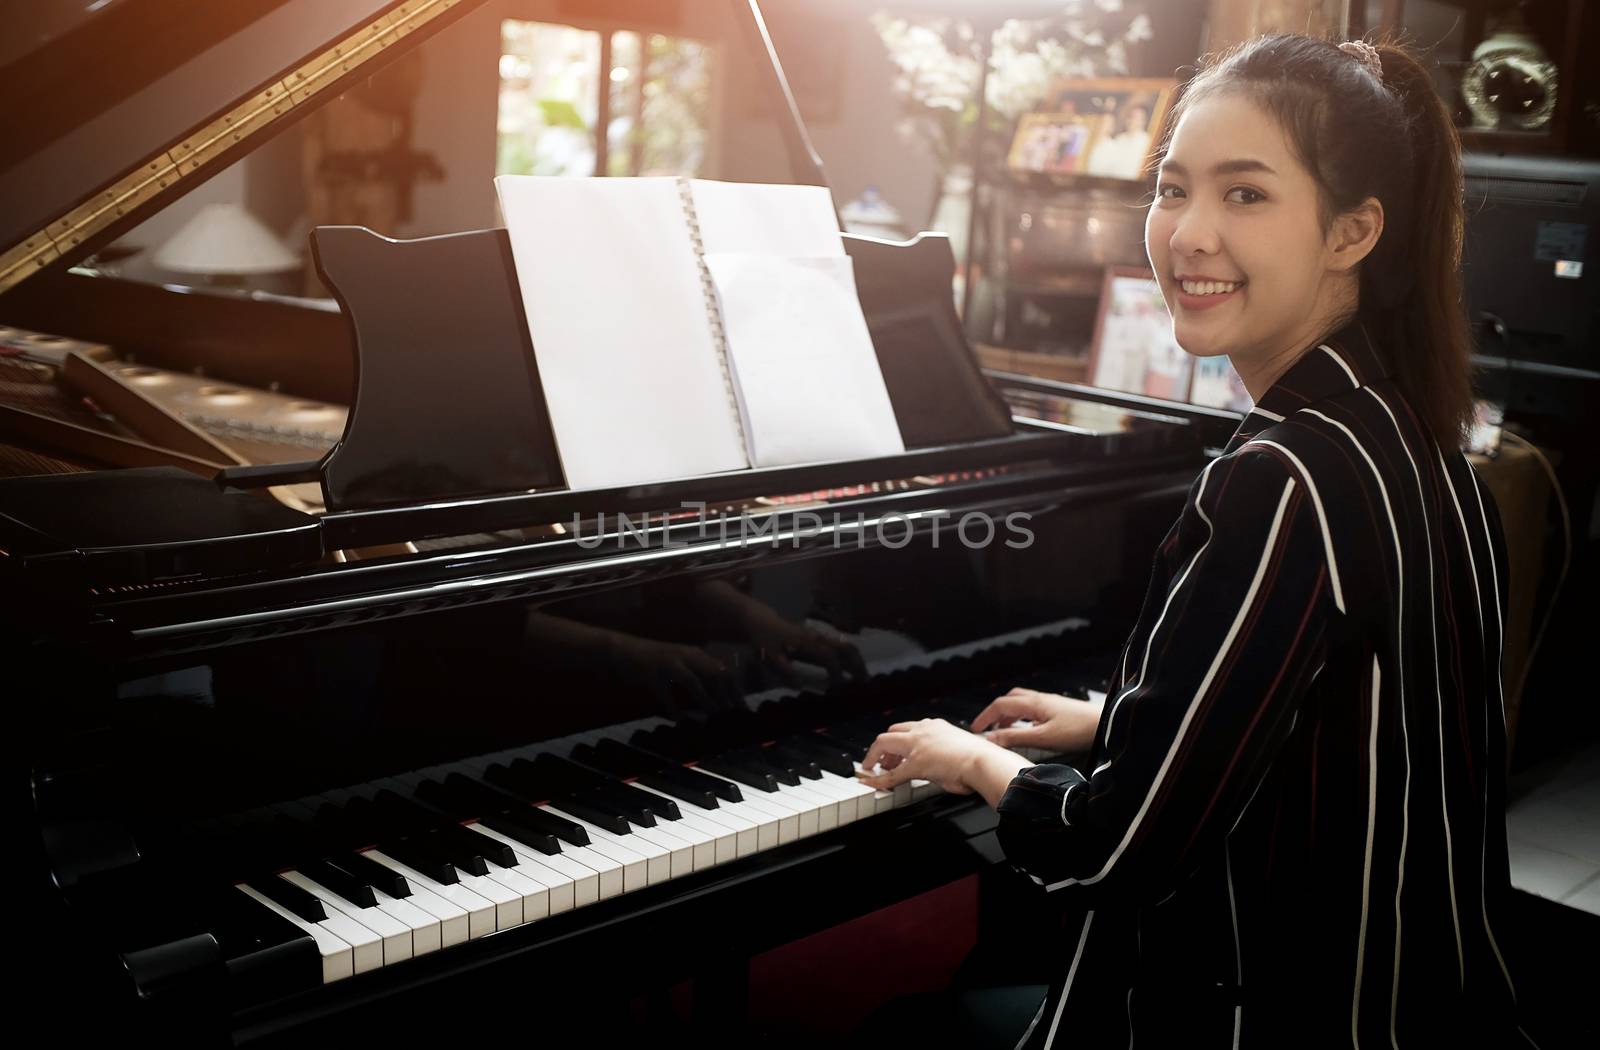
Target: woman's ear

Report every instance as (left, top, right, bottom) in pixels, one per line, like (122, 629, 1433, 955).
(1327, 196, 1384, 272)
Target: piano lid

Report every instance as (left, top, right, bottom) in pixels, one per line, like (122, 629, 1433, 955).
(0, 0, 483, 296)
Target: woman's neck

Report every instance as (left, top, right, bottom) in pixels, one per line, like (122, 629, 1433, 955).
(1235, 286, 1360, 403)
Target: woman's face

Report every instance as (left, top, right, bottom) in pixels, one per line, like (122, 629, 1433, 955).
(1145, 91, 1338, 365)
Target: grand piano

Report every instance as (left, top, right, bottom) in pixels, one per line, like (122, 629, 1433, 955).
(3, 1, 1235, 1044)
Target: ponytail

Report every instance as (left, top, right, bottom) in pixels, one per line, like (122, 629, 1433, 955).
(1364, 42, 1474, 450)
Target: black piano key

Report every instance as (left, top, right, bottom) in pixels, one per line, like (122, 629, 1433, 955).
(373, 789, 508, 871)
(605, 737, 744, 803)
(498, 758, 634, 835)
(546, 792, 632, 836)
(213, 887, 322, 1001)
(582, 737, 729, 809)
(764, 743, 824, 780)
(476, 811, 561, 855)
(698, 754, 780, 793)
(244, 874, 327, 924)
(545, 752, 681, 824)
(602, 778, 683, 822)
(635, 767, 723, 810)
(437, 771, 545, 816)
(335, 851, 412, 898)
(297, 858, 377, 908)
(729, 746, 802, 786)
(376, 835, 460, 885)
(478, 766, 592, 845)
(778, 734, 857, 778)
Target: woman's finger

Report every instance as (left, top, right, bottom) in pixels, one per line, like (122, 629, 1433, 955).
(858, 759, 917, 791)
(972, 695, 1029, 733)
(861, 731, 913, 773)
(983, 725, 1042, 750)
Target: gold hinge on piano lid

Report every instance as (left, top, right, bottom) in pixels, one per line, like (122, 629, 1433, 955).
(0, 0, 463, 296)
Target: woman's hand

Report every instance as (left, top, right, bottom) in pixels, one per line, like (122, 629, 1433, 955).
(970, 688, 1105, 755)
(859, 718, 1032, 807)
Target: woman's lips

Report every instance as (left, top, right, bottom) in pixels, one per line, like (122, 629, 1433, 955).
(1174, 282, 1244, 312)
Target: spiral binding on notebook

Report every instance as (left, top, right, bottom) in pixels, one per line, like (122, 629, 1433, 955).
(676, 176, 750, 460)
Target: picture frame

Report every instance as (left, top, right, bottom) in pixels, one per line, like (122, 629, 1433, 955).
(1087, 265, 1193, 402)
(1006, 111, 1108, 176)
(1188, 354, 1254, 413)
(1026, 77, 1177, 181)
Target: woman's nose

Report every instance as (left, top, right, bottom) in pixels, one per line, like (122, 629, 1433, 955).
(1168, 202, 1221, 258)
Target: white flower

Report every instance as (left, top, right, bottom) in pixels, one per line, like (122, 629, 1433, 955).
(1126, 14, 1153, 44)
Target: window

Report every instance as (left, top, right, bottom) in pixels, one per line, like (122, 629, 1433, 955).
(497, 20, 712, 180)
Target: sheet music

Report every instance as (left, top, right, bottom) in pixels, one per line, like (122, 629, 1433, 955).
(494, 175, 747, 489)
(704, 253, 904, 467)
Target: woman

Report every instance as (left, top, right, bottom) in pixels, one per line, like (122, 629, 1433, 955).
(860, 34, 1534, 1048)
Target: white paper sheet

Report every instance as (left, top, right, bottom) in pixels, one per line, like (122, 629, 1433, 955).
(494, 175, 748, 489)
(686, 179, 844, 258)
(704, 253, 904, 467)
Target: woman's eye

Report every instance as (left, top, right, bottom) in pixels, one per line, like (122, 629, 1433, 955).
(1156, 183, 1185, 200)
(1226, 186, 1266, 205)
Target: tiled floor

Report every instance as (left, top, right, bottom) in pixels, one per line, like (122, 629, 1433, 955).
(1507, 736, 1600, 914)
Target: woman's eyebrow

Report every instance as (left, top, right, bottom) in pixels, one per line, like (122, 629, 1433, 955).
(1159, 158, 1278, 177)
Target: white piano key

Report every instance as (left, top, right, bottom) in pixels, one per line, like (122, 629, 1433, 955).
(715, 796, 784, 851)
(696, 772, 804, 842)
(282, 870, 413, 965)
(909, 778, 942, 802)
(816, 770, 879, 823)
(775, 780, 843, 831)
(378, 881, 469, 949)
(545, 805, 673, 885)
(365, 850, 496, 939)
(236, 884, 352, 984)
(476, 862, 550, 924)
(700, 770, 819, 838)
(465, 825, 579, 913)
(372, 888, 443, 955)
(557, 843, 626, 900)
(259, 876, 383, 975)
(616, 819, 696, 878)
(853, 763, 902, 813)
(633, 782, 754, 860)
(652, 808, 734, 866)
(537, 807, 649, 891)
(455, 868, 526, 930)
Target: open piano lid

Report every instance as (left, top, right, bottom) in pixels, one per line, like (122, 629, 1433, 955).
(0, 0, 482, 295)
(0, 0, 1204, 597)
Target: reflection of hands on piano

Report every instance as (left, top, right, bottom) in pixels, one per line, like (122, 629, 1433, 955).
(522, 611, 741, 714)
(970, 688, 1106, 756)
(604, 633, 743, 715)
(745, 610, 866, 683)
(689, 579, 866, 682)
(858, 717, 1029, 805)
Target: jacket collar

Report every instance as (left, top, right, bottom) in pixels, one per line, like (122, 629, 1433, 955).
(1226, 317, 1390, 452)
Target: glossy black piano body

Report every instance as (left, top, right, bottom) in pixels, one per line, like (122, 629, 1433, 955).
(3, 1, 1240, 1043)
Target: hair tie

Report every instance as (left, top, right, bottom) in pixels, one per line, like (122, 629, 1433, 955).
(1338, 40, 1384, 81)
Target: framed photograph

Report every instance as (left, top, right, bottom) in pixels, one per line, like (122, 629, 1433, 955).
(1036, 77, 1176, 181)
(1087, 266, 1193, 401)
(1006, 111, 1107, 176)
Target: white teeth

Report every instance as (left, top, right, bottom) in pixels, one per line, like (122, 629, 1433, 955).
(1181, 279, 1241, 295)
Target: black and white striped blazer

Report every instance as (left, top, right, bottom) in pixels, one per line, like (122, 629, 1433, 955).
(997, 319, 1534, 1048)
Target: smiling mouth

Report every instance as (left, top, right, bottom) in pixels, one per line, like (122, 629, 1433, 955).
(1178, 278, 1245, 296)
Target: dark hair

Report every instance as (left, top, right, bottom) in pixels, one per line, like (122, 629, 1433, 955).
(1152, 34, 1474, 449)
